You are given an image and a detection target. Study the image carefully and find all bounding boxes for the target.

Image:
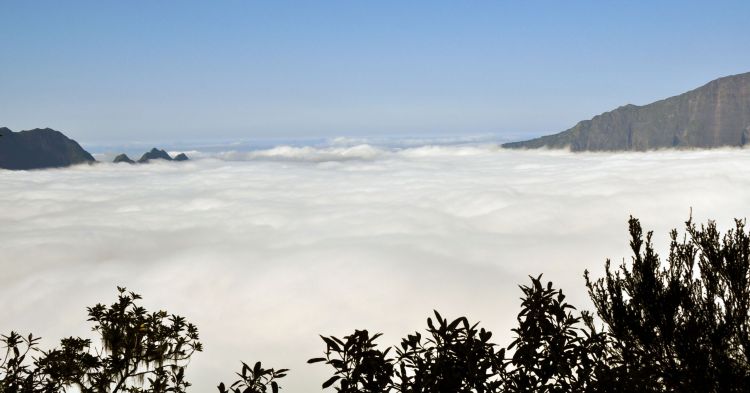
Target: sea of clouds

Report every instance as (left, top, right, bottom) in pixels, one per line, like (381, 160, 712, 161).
(2, 143, 750, 391)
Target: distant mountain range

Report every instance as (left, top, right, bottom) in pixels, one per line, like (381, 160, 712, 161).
(3, 72, 750, 166)
(0, 127, 189, 170)
(114, 148, 190, 164)
(503, 72, 750, 151)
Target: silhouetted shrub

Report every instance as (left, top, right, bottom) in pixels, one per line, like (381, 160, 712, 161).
(0, 332, 41, 393)
(309, 313, 503, 393)
(217, 362, 287, 393)
(586, 216, 750, 392)
(504, 275, 606, 393)
(309, 281, 596, 393)
(2, 287, 203, 393)
(309, 330, 394, 392)
(6, 216, 750, 392)
(394, 311, 503, 393)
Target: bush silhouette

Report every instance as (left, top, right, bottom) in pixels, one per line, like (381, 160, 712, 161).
(308, 330, 394, 392)
(0, 332, 41, 393)
(217, 362, 287, 393)
(5, 216, 750, 392)
(393, 311, 503, 393)
(309, 278, 599, 393)
(2, 287, 203, 393)
(586, 216, 750, 392)
(504, 276, 606, 393)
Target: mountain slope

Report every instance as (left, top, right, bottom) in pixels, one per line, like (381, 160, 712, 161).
(0, 127, 96, 170)
(503, 72, 750, 151)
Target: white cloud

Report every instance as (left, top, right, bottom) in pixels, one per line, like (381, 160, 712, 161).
(1, 146, 749, 392)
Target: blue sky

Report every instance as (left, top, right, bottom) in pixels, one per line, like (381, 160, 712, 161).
(1, 1, 749, 144)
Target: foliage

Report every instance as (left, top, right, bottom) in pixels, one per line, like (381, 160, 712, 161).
(217, 362, 287, 393)
(308, 330, 393, 392)
(394, 311, 503, 393)
(3, 287, 203, 393)
(0, 332, 41, 393)
(505, 276, 606, 393)
(6, 216, 750, 393)
(309, 280, 600, 393)
(586, 216, 750, 392)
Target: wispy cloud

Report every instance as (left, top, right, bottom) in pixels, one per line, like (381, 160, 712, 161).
(1, 147, 748, 391)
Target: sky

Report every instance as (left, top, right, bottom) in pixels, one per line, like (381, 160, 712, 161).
(1, 1, 750, 144)
(2, 146, 750, 391)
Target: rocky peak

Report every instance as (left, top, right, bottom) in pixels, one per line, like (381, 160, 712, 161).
(113, 154, 135, 164)
(138, 148, 173, 163)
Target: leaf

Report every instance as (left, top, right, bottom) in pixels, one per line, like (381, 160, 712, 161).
(321, 336, 341, 352)
(433, 310, 443, 323)
(447, 318, 462, 331)
(322, 375, 340, 389)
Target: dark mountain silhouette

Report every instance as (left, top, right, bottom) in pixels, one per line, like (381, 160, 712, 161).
(113, 154, 135, 164)
(138, 148, 173, 163)
(503, 72, 750, 151)
(115, 149, 189, 164)
(0, 127, 95, 170)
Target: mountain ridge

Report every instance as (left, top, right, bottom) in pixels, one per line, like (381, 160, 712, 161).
(503, 72, 750, 151)
(0, 127, 96, 170)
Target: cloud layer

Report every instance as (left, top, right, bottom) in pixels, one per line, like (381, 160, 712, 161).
(2, 146, 749, 391)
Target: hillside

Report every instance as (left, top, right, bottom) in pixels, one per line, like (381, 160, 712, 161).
(0, 127, 95, 170)
(503, 72, 750, 151)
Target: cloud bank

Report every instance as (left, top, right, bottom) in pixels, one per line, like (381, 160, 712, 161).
(2, 146, 749, 391)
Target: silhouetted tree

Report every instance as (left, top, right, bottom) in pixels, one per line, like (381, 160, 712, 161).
(309, 330, 393, 392)
(34, 287, 202, 393)
(217, 362, 287, 393)
(505, 275, 607, 393)
(9, 216, 750, 393)
(394, 311, 503, 393)
(0, 332, 41, 393)
(586, 216, 750, 392)
(309, 279, 606, 393)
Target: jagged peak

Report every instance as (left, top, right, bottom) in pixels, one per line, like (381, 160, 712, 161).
(113, 153, 135, 164)
(138, 147, 173, 163)
(173, 153, 190, 161)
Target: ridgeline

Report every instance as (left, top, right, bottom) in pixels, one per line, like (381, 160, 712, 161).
(503, 72, 750, 151)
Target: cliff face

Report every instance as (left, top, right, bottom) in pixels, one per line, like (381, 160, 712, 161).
(503, 72, 750, 151)
(0, 127, 96, 170)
